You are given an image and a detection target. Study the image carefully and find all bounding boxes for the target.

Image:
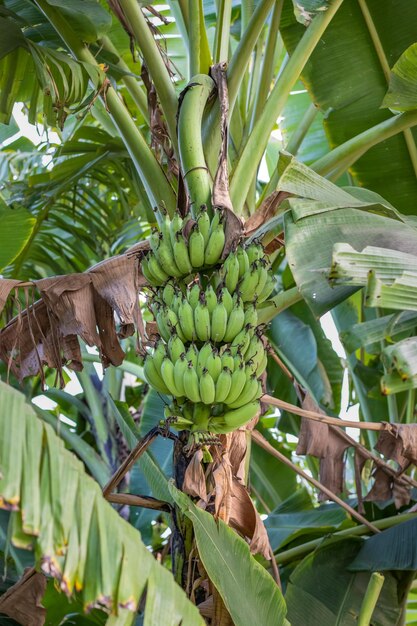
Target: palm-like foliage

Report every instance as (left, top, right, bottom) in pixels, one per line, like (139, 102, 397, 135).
(1, 1, 417, 625)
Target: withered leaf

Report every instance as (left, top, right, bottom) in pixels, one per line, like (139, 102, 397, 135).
(354, 448, 368, 515)
(318, 430, 350, 501)
(183, 449, 208, 502)
(0, 279, 21, 315)
(365, 468, 393, 502)
(393, 479, 411, 509)
(0, 568, 46, 626)
(210, 63, 232, 214)
(229, 479, 270, 560)
(375, 428, 410, 470)
(244, 191, 290, 237)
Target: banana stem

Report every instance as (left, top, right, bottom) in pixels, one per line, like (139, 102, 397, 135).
(358, 572, 385, 626)
(213, 0, 233, 63)
(178, 75, 215, 215)
(188, 0, 200, 77)
(34, 0, 176, 216)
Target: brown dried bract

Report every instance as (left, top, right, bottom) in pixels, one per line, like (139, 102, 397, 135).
(244, 191, 290, 237)
(0, 568, 46, 626)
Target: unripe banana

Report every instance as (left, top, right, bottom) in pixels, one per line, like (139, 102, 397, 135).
(224, 254, 240, 293)
(256, 351, 268, 377)
(156, 308, 170, 342)
(245, 335, 264, 363)
(187, 283, 201, 309)
(183, 362, 201, 402)
(141, 256, 161, 286)
(200, 368, 216, 405)
(186, 344, 199, 367)
(155, 237, 182, 278)
(206, 349, 222, 382)
(257, 275, 275, 303)
(236, 246, 250, 278)
(174, 353, 187, 396)
(220, 348, 234, 372)
(149, 228, 161, 254)
(230, 324, 254, 355)
(169, 211, 183, 247)
(211, 301, 228, 342)
(196, 205, 210, 245)
(204, 222, 225, 266)
(209, 401, 260, 433)
(148, 254, 170, 284)
(215, 367, 232, 402)
(168, 334, 186, 363)
(171, 293, 182, 316)
(173, 232, 193, 275)
(223, 305, 245, 342)
(197, 342, 213, 377)
(205, 285, 217, 314)
(165, 309, 181, 335)
(227, 374, 261, 409)
(162, 281, 175, 307)
(238, 262, 260, 301)
(255, 262, 268, 297)
(233, 351, 244, 370)
(144, 356, 170, 394)
(160, 210, 171, 241)
(160, 358, 182, 397)
(245, 359, 257, 376)
(152, 340, 167, 372)
(219, 287, 233, 316)
(244, 304, 258, 328)
(194, 295, 210, 342)
(246, 243, 263, 264)
(178, 298, 197, 341)
(224, 363, 247, 404)
(189, 224, 205, 268)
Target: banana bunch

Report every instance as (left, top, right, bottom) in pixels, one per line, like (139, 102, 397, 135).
(163, 398, 261, 435)
(141, 206, 226, 286)
(152, 281, 258, 344)
(144, 336, 266, 407)
(219, 244, 275, 303)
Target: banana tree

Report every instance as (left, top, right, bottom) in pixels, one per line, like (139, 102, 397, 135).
(2, 0, 417, 624)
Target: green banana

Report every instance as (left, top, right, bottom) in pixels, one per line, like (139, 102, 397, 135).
(244, 304, 258, 328)
(236, 246, 250, 277)
(174, 353, 188, 396)
(204, 222, 225, 266)
(194, 295, 210, 341)
(149, 228, 161, 254)
(144, 356, 170, 394)
(257, 275, 275, 303)
(245, 335, 264, 364)
(189, 224, 205, 268)
(238, 262, 260, 301)
(219, 287, 233, 316)
(197, 342, 213, 377)
(214, 367, 232, 402)
(224, 254, 240, 293)
(148, 254, 170, 284)
(161, 357, 182, 396)
(220, 348, 234, 371)
(186, 344, 199, 367)
(223, 305, 245, 342)
(256, 351, 268, 377)
(192, 403, 211, 431)
(162, 281, 175, 307)
(168, 334, 186, 363)
(230, 324, 253, 355)
(196, 205, 210, 245)
(255, 262, 268, 296)
(200, 368, 216, 405)
(155, 237, 182, 278)
(169, 211, 183, 247)
(209, 401, 260, 433)
(183, 362, 201, 402)
(224, 364, 247, 404)
(211, 300, 228, 342)
(141, 256, 161, 286)
(178, 298, 197, 341)
(227, 374, 261, 409)
(173, 232, 193, 275)
(152, 340, 167, 372)
(205, 285, 217, 314)
(246, 243, 263, 264)
(156, 307, 170, 342)
(206, 349, 222, 382)
(187, 283, 201, 309)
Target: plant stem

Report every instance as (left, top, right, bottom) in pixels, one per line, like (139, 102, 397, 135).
(118, 0, 179, 155)
(230, 0, 344, 214)
(312, 110, 417, 180)
(213, 0, 232, 63)
(275, 513, 417, 565)
(99, 35, 149, 121)
(178, 75, 215, 214)
(34, 0, 177, 215)
(257, 286, 303, 324)
(250, 0, 284, 130)
(188, 0, 200, 77)
(358, 572, 385, 626)
(406, 388, 416, 423)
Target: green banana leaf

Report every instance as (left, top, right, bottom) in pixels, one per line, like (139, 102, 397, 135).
(0, 196, 35, 270)
(340, 311, 417, 354)
(0, 381, 203, 626)
(170, 484, 287, 626)
(285, 537, 408, 626)
(280, 0, 417, 213)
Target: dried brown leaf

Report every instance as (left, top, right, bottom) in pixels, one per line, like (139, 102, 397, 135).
(365, 468, 393, 502)
(0, 279, 20, 315)
(318, 430, 349, 501)
(296, 396, 328, 457)
(354, 448, 368, 514)
(211, 445, 233, 524)
(0, 568, 46, 626)
(229, 479, 270, 559)
(375, 428, 409, 470)
(183, 449, 208, 502)
(393, 479, 411, 509)
(397, 424, 417, 465)
(210, 63, 232, 214)
(244, 191, 290, 237)
(221, 208, 244, 259)
(93, 291, 125, 368)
